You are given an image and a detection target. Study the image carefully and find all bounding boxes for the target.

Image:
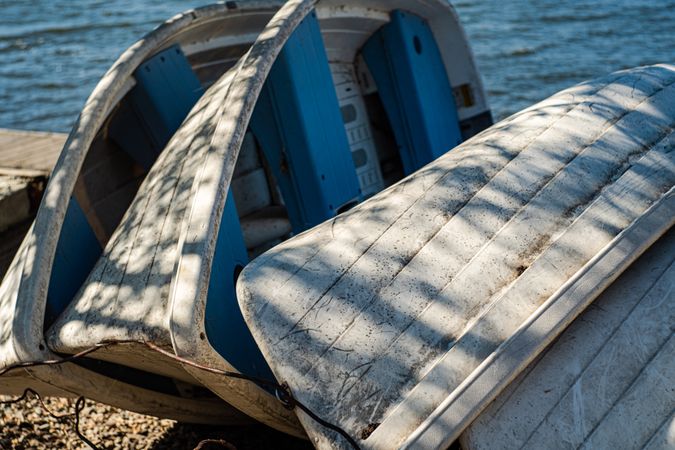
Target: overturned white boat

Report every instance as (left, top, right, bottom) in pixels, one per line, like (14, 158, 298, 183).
(46, 0, 490, 436)
(0, 1, 285, 424)
(238, 62, 675, 448)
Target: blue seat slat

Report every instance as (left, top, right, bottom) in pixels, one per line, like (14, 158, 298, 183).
(250, 11, 361, 233)
(362, 10, 462, 175)
(45, 199, 102, 329)
(109, 45, 204, 170)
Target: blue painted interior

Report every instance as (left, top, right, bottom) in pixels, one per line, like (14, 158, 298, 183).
(109, 45, 204, 169)
(131, 45, 204, 149)
(249, 11, 361, 233)
(45, 11, 463, 384)
(362, 10, 463, 175)
(45, 45, 203, 331)
(205, 11, 362, 379)
(45, 199, 102, 328)
(204, 192, 276, 380)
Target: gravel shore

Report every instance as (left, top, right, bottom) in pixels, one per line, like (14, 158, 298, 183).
(1, 394, 313, 449)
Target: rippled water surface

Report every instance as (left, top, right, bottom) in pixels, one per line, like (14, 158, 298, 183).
(1, 0, 674, 131)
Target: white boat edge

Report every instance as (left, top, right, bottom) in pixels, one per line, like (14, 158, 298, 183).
(0, 2, 288, 424)
(237, 63, 675, 448)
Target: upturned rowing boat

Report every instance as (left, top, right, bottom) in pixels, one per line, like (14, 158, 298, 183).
(46, 0, 490, 436)
(0, 1, 285, 424)
(238, 63, 675, 448)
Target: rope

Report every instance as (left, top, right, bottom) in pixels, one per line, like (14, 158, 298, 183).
(1, 340, 361, 450)
(1, 389, 101, 449)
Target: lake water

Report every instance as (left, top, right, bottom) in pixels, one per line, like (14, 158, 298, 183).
(1, 0, 673, 132)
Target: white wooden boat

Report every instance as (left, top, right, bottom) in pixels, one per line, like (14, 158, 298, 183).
(0, 1, 284, 424)
(46, 0, 490, 436)
(238, 62, 675, 448)
(461, 228, 674, 450)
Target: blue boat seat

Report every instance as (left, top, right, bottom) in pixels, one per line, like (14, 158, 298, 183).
(249, 11, 361, 234)
(109, 45, 205, 170)
(362, 10, 463, 175)
(46, 45, 206, 328)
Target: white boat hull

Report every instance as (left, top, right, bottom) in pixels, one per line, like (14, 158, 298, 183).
(461, 228, 674, 450)
(238, 64, 675, 448)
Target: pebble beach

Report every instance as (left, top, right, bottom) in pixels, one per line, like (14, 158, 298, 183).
(1, 394, 312, 449)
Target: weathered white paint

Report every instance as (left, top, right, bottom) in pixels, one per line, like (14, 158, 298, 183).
(45, 0, 488, 437)
(462, 229, 674, 450)
(0, 2, 284, 424)
(168, 0, 488, 436)
(238, 65, 675, 448)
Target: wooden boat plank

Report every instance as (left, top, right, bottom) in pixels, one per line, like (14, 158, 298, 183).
(0, 129, 65, 173)
(579, 335, 674, 450)
(238, 65, 675, 448)
(523, 253, 674, 450)
(462, 230, 674, 450)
